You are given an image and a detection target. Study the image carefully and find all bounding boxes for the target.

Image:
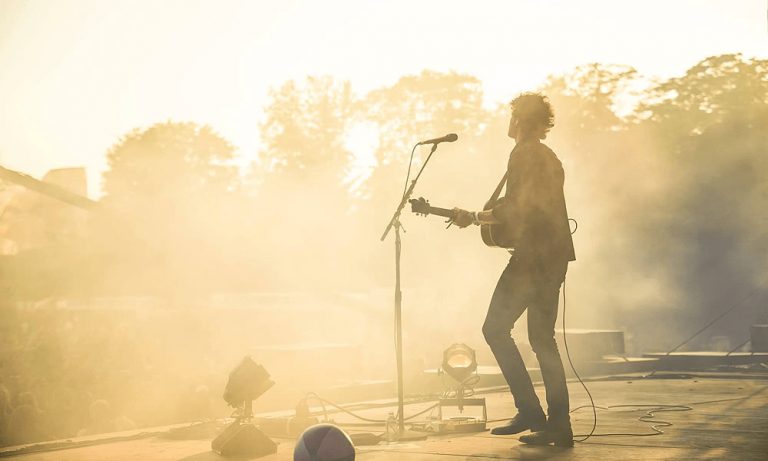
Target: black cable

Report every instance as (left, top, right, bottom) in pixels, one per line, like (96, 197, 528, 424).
(570, 404, 692, 438)
(404, 402, 440, 421)
(401, 143, 419, 200)
(561, 276, 598, 441)
(305, 392, 387, 424)
(485, 394, 757, 438)
(302, 372, 478, 429)
(304, 391, 443, 427)
(441, 375, 481, 400)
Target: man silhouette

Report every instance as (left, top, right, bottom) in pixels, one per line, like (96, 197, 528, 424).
(451, 93, 576, 447)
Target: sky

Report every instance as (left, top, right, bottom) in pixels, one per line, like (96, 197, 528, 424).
(0, 0, 766, 197)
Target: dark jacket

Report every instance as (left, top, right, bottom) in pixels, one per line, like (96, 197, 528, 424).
(491, 140, 576, 266)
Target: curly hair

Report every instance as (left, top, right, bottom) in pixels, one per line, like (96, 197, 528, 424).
(510, 92, 555, 139)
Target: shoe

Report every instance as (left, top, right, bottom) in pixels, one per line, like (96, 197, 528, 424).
(518, 427, 574, 448)
(490, 412, 546, 435)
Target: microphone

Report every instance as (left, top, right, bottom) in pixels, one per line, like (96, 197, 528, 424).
(417, 133, 458, 145)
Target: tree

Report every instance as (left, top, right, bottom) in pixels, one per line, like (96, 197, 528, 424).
(250, 77, 360, 289)
(362, 71, 489, 209)
(100, 122, 241, 299)
(364, 70, 487, 163)
(623, 54, 768, 344)
(639, 54, 768, 144)
(104, 122, 237, 203)
(257, 76, 356, 186)
(542, 63, 640, 140)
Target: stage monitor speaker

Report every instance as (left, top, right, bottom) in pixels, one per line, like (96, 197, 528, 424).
(211, 421, 277, 458)
(752, 325, 768, 352)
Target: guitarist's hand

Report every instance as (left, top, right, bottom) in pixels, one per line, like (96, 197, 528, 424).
(451, 208, 474, 228)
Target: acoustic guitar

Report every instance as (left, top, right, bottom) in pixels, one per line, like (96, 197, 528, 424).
(408, 197, 516, 249)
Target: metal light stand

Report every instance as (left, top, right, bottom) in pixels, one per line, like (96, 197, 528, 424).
(380, 143, 441, 441)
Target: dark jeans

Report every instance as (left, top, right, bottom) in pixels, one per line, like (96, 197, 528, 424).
(482, 257, 570, 428)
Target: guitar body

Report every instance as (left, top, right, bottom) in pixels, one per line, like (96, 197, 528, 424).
(480, 196, 516, 249)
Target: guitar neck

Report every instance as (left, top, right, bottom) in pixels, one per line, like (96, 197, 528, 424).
(408, 197, 456, 220)
(426, 206, 453, 219)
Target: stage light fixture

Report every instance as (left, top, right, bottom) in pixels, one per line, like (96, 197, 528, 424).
(442, 343, 477, 383)
(222, 356, 275, 408)
(425, 343, 486, 434)
(212, 356, 277, 458)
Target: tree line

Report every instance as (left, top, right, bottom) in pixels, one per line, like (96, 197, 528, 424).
(1, 53, 766, 343)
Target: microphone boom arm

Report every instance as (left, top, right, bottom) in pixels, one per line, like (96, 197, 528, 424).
(380, 142, 439, 241)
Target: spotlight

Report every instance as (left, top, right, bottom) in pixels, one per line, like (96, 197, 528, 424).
(222, 356, 275, 408)
(211, 356, 277, 458)
(426, 344, 486, 434)
(442, 343, 478, 383)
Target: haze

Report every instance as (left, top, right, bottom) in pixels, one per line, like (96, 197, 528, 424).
(0, 0, 766, 450)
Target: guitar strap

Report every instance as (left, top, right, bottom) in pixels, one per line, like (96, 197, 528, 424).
(489, 171, 508, 203)
(488, 144, 520, 203)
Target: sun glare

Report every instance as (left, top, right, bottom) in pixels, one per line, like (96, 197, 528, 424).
(343, 121, 380, 189)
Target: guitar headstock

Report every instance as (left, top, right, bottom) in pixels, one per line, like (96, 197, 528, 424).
(409, 197, 431, 216)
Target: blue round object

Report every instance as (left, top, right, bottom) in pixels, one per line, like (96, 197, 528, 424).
(294, 424, 355, 461)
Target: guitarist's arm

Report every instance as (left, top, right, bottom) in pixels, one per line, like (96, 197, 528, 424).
(450, 208, 500, 228)
(477, 210, 500, 224)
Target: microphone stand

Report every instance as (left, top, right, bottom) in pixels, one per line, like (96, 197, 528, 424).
(380, 142, 441, 441)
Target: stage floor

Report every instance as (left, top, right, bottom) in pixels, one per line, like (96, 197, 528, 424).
(4, 371, 767, 461)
